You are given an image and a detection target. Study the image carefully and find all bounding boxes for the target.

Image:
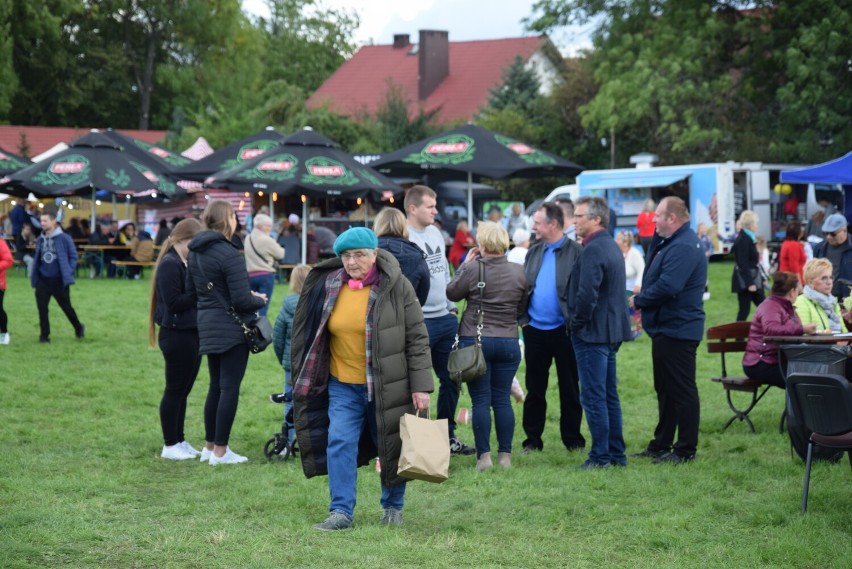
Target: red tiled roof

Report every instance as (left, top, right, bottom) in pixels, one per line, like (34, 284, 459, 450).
(307, 36, 545, 123)
(0, 126, 168, 158)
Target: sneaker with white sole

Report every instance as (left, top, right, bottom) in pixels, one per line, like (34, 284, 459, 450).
(161, 444, 197, 460)
(179, 441, 200, 456)
(313, 512, 353, 531)
(379, 507, 403, 526)
(0, 333, 9, 345)
(199, 447, 213, 462)
(209, 448, 248, 465)
(449, 436, 475, 456)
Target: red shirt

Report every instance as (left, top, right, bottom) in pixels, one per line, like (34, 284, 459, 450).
(779, 239, 806, 281)
(636, 211, 656, 237)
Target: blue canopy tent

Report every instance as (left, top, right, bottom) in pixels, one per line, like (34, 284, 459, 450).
(781, 151, 852, 221)
(780, 151, 852, 185)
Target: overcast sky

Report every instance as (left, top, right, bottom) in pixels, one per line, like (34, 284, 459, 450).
(242, 0, 592, 55)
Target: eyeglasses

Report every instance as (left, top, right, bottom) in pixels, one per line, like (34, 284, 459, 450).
(341, 251, 370, 262)
(826, 230, 843, 237)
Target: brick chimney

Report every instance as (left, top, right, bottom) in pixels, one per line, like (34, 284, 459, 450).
(393, 34, 410, 48)
(418, 30, 449, 101)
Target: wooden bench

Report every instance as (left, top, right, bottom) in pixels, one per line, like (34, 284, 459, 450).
(111, 260, 155, 279)
(707, 321, 774, 433)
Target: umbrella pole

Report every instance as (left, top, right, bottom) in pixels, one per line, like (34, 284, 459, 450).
(467, 171, 474, 230)
(90, 187, 96, 229)
(111, 194, 117, 220)
(302, 197, 308, 265)
(269, 193, 274, 227)
(125, 197, 130, 221)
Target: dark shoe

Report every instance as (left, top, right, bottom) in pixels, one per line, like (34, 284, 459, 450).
(313, 512, 353, 531)
(522, 444, 542, 455)
(379, 507, 403, 526)
(631, 448, 668, 459)
(75, 324, 85, 339)
(609, 461, 627, 468)
(652, 452, 695, 465)
(565, 443, 586, 452)
(578, 459, 611, 470)
(449, 436, 475, 456)
(269, 392, 290, 404)
(39, 337, 50, 344)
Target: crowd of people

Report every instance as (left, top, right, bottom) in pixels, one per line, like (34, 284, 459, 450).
(3, 186, 850, 532)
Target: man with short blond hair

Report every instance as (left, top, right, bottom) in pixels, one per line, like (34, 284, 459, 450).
(630, 197, 706, 464)
(405, 185, 474, 455)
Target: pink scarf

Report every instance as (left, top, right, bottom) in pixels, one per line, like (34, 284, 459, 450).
(342, 263, 379, 290)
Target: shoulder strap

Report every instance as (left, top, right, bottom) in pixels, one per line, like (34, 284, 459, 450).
(474, 260, 484, 340)
(248, 235, 270, 265)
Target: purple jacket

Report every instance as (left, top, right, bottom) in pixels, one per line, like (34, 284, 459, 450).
(742, 295, 804, 366)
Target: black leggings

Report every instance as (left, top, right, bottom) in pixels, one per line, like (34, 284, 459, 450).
(736, 289, 765, 321)
(0, 289, 7, 333)
(204, 342, 250, 446)
(158, 328, 202, 446)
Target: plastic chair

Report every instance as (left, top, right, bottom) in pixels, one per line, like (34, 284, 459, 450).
(785, 373, 852, 513)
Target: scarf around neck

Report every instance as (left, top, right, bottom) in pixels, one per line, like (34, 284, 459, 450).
(803, 285, 842, 332)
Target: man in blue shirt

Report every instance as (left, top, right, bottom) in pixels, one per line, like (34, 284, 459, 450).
(31, 211, 85, 343)
(521, 202, 585, 453)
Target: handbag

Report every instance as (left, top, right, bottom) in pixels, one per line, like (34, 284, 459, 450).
(193, 255, 272, 354)
(397, 410, 450, 483)
(447, 260, 486, 383)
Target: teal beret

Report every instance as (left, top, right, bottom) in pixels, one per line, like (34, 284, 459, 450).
(333, 226, 378, 256)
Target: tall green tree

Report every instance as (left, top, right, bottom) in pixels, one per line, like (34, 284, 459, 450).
(485, 55, 543, 116)
(0, 0, 16, 120)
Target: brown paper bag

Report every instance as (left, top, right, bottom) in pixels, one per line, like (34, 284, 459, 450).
(397, 412, 450, 483)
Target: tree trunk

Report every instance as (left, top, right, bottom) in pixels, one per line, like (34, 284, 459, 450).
(137, 28, 158, 130)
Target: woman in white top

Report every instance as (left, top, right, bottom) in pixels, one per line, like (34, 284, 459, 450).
(615, 231, 644, 295)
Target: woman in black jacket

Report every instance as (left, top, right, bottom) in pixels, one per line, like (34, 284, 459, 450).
(187, 200, 267, 465)
(374, 207, 430, 306)
(731, 210, 765, 321)
(149, 218, 204, 460)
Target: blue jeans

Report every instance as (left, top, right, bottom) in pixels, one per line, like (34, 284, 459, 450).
(425, 313, 460, 438)
(571, 337, 626, 466)
(327, 377, 406, 519)
(460, 336, 521, 457)
(249, 272, 275, 316)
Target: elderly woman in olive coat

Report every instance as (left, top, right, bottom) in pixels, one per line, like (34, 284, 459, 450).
(291, 227, 433, 531)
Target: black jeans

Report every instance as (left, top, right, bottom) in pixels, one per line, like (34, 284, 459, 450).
(736, 289, 765, 321)
(743, 360, 787, 389)
(204, 342, 250, 446)
(0, 289, 7, 333)
(158, 327, 202, 446)
(35, 278, 83, 340)
(522, 324, 585, 450)
(648, 335, 700, 457)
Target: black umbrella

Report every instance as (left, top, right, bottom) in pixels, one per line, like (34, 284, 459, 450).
(0, 147, 32, 176)
(205, 128, 403, 263)
(101, 129, 193, 174)
(172, 127, 289, 182)
(371, 123, 584, 224)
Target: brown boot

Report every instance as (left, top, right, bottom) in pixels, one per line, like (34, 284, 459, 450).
(497, 452, 512, 469)
(476, 452, 493, 472)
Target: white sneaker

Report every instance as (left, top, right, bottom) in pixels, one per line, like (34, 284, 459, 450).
(179, 441, 200, 456)
(199, 447, 213, 462)
(209, 448, 249, 466)
(0, 333, 9, 345)
(161, 444, 196, 460)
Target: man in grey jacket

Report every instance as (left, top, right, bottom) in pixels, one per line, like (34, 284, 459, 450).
(521, 202, 585, 453)
(405, 185, 474, 455)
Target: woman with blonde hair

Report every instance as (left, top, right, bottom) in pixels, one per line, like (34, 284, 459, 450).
(731, 210, 765, 320)
(374, 207, 430, 306)
(446, 221, 528, 471)
(148, 218, 204, 460)
(794, 258, 847, 334)
(187, 200, 268, 465)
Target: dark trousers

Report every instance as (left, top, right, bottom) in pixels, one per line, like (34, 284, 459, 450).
(743, 360, 787, 389)
(648, 335, 700, 457)
(736, 289, 765, 321)
(522, 324, 585, 451)
(204, 342, 250, 446)
(159, 328, 202, 446)
(425, 313, 461, 438)
(0, 289, 6, 333)
(35, 278, 83, 340)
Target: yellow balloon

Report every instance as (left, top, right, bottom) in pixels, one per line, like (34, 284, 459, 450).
(782, 184, 792, 195)
(774, 183, 782, 194)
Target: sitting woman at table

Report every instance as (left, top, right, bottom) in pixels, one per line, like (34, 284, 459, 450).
(794, 258, 848, 334)
(742, 271, 817, 388)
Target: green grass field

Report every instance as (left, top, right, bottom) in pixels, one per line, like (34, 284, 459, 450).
(1, 260, 850, 568)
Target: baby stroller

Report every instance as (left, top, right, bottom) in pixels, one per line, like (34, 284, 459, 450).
(264, 391, 299, 461)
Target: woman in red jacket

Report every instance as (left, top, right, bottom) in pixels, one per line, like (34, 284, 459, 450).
(635, 198, 656, 254)
(0, 238, 12, 345)
(778, 220, 807, 282)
